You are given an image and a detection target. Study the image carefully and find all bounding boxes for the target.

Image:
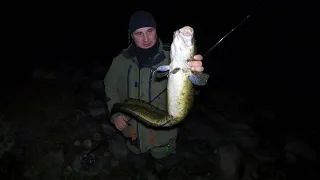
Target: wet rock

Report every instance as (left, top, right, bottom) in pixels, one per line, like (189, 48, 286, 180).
(101, 123, 117, 136)
(0, 116, 11, 135)
(229, 123, 260, 150)
(83, 139, 92, 149)
(74, 140, 81, 146)
(111, 159, 119, 168)
(218, 142, 242, 180)
(62, 165, 73, 176)
(0, 117, 15, 158)
(242, 154, 261, 180)
(284, 152, 297, 163)
(252, 148, 280, 164)
(146, 171, 159, 180)
(23, 169, 33, 178)
(284, 137, 317, 161)
(68, 109, 86, 126)
(72, 154, 107, 177)
(260, 166, 287, 180)
(93, 133, 102, 142)
(108, 133, 127, 161)
(91, 80, 104, 92)
(103, 151, 111, 157)
(88, 100, 106, 118)
(24, 150, 65, 180)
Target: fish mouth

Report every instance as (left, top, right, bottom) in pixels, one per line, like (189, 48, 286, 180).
(173, 26, 194, 46)
(179, 26, 194, 38)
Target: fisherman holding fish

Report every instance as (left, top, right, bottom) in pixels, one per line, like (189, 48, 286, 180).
(104, 11, 207, 173)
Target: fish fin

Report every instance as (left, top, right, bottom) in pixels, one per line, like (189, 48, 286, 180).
(189, 72, 210, 86)
(152, 65, 170, 80)
(153, 71, 169, 80)
(170, 68, 181, 74)
(156, 65, 170, 72)
(166, 68, 181, 78)
(153, 66, 181, 80)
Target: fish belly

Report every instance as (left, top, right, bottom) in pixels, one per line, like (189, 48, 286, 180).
(167, 70, 194, 121)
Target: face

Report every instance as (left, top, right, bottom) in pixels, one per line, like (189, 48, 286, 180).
(131, 27, 157, 49)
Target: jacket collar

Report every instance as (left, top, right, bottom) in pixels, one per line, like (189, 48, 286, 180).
(122, 39, 167, 68)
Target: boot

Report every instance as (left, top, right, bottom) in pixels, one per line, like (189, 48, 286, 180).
(127, 149, 149, 171)
(154, 153, 181, 173)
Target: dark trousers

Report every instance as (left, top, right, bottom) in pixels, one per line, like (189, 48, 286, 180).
(127, 148, 150, 170)
(126, 148, 181, 172)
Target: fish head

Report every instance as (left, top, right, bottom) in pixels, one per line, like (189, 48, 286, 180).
(173, 26, 194, 47)
(171, 26, 196, 68)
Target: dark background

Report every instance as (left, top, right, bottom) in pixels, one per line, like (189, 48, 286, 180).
(4, 0, 319, 130)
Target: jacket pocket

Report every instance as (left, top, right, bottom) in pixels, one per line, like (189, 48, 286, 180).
(154, 128, 178, 147)
(122, 126, 131, 138)
(150, 137, 177, 159)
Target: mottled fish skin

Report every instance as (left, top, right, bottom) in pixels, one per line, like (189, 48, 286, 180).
(111, 26, 209, 127)
(167, 26, 196, 125)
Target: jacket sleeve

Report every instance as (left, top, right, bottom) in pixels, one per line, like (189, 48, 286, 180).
(104, 58, 123, 123)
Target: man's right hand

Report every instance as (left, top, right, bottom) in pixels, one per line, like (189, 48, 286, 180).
(114, 114, 131, 131)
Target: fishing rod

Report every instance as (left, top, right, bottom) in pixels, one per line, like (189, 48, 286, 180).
(203, 14, 252, 58)
(201, 0, 265, 77)
(147, 12, 256, 99)
(202, 0, 265, 59)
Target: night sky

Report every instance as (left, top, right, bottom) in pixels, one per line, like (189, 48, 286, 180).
(5, 0, 319, 128)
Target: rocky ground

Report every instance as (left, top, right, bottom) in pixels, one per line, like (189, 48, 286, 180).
(0, 65, 318, 180)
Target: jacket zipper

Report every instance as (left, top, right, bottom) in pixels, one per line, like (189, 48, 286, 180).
(137, 60, 140, 151)
(127, 65, 132, 98)
(149, 69, 153, 103)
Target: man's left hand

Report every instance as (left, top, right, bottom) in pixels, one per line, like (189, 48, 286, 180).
(188, 54, 204, 72)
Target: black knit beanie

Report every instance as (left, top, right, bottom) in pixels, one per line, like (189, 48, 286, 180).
(129, 11, 157, 34)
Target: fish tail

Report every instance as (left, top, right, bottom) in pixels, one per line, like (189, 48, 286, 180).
(111, 99, 172, 127)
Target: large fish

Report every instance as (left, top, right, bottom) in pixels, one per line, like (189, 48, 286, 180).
(110, 26, 210, 127)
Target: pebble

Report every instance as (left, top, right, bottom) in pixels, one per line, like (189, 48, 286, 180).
(93, 133, 102, 141)
(83, 139, 92, 148)
(74, 140, 81, 146)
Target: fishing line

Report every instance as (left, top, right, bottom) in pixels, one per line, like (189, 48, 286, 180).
(203, 14, 252, 58)
(203, 0, 265, 58)
(202, 0, 265, 78)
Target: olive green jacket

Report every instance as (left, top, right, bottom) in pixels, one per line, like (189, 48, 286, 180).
(104, 39, 177, 153)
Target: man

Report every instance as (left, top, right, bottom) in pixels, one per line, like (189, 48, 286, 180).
(104, 11, 204, 172)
